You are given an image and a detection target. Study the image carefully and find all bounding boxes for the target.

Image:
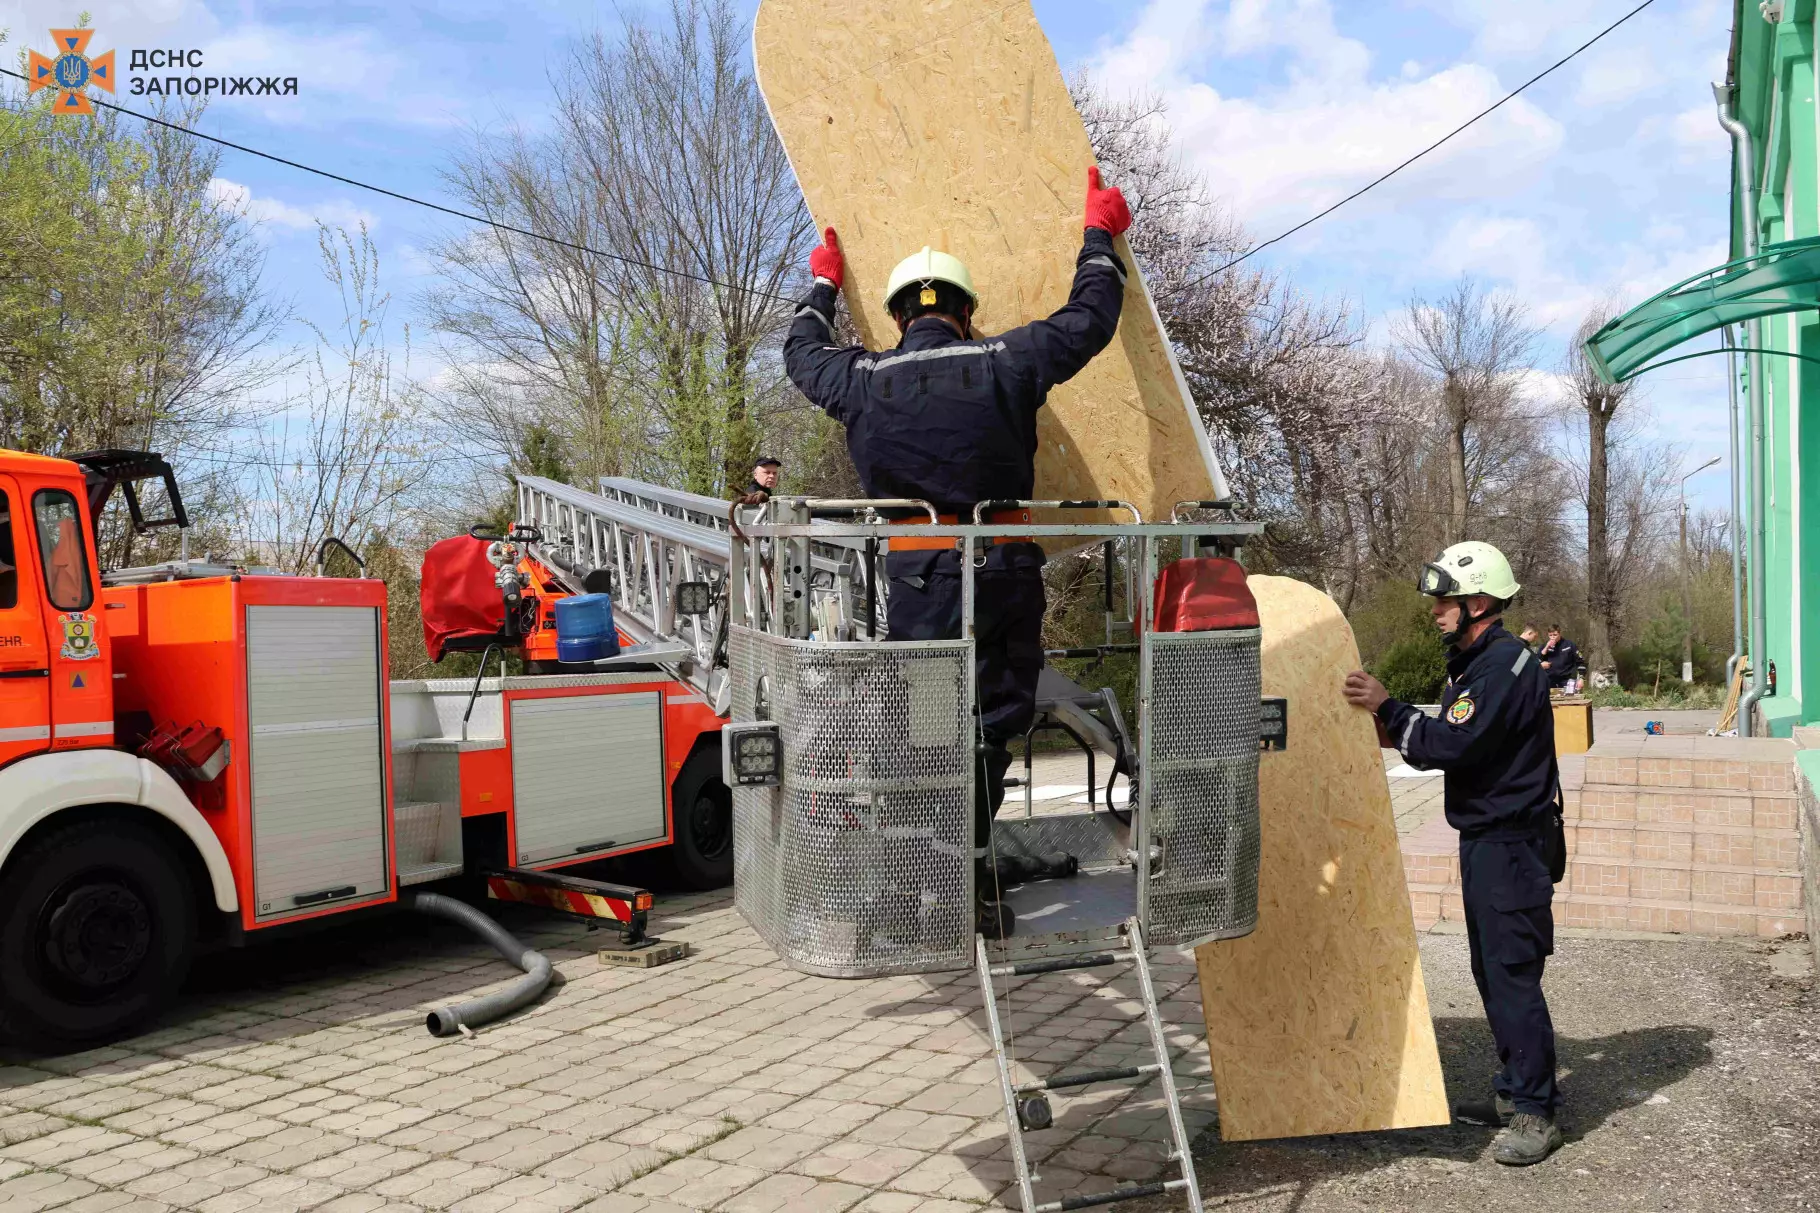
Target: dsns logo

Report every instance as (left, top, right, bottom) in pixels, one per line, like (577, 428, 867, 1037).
(27, 28, 116, 116)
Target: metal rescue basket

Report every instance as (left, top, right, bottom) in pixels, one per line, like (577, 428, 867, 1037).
(721, 498, 1273, 978)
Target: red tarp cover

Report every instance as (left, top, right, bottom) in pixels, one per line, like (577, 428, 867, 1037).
(421, 535, 504, 662)
(1153, 557, 1259, 632)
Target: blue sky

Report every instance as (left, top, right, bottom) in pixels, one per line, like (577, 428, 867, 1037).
(0, 0, 1739, 513)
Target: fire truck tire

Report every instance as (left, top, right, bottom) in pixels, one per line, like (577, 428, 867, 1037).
(0, 817, 196, 1051)
(664, 749, 734, 891)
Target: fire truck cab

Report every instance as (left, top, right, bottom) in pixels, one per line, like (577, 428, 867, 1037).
(0, 449, 729, 1051)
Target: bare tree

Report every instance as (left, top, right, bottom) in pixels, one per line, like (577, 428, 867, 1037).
(1071, 78, 1363, 592)
(1563, 306, 1640, 672)
(428, 0, 813, 496)
(239, 226, 429, 574)
(1395, 279, 1537, 544)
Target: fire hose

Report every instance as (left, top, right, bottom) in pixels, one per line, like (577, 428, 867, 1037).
(404, 891, 553, 1037)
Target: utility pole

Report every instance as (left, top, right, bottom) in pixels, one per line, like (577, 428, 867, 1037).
(1681, 456, 1722, 682)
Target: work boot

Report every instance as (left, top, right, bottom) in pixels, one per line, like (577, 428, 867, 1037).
(976, 897, 1016, 941)
(1492, 1112, 1563, 1166)
(1453, 1093, 1515, 1127)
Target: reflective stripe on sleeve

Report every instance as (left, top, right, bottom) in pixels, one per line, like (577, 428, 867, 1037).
(1084, 254, 1128, 285)
(795, 304, 834, 339)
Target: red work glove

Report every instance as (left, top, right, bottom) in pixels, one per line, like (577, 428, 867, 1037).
(809, 226, 844, 289)
(1084, 166, 1131, 237)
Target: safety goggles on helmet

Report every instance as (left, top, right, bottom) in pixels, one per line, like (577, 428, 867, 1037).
(1417, 563, 1462, 597)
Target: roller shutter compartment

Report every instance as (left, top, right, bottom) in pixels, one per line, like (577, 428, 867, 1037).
(510, 692, 665, 865)
(246, 606, 389, 921)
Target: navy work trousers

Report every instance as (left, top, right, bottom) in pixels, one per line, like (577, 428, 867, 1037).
(884, 542, 1046, 849)
(1460, 835, 1560, 1118)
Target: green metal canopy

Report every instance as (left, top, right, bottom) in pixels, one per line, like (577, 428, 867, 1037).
(1584, 235, 1820, 383)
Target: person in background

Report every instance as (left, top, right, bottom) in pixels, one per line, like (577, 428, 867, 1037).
(745, 456, 782, 500)
(1538, 625, 1580, 690)
(1519, 626, 1540, 650)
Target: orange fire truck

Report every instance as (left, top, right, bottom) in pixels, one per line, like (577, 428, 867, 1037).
(0, 449, 734, 1049)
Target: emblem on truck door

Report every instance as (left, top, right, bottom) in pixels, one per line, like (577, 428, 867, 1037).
(59, 613, 97, 661)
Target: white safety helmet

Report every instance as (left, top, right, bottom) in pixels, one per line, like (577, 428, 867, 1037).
(883, 246, 978, 313)
(1418, 541, 1521, 603)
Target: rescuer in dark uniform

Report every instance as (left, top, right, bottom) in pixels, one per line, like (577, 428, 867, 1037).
(1342, 541, 1565, 1167)
(783, 167, 1132, 938)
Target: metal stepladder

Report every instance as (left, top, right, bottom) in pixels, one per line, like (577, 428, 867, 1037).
(976, 918, 1204, 1213)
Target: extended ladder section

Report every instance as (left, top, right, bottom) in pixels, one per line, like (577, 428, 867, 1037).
(977, 918, 1205, 1213)
(514, 475, 878, 712)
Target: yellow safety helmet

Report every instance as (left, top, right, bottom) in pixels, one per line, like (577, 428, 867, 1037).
(883, 247, 978, 313)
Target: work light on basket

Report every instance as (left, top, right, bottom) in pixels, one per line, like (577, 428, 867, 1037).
(722, 722, 782, 787)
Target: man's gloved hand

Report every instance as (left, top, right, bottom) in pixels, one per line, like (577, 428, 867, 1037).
(809, 226, 844, 288)
(1084, 166, 1131, 237)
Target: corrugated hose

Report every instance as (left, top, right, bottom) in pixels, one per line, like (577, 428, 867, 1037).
(404, 891, 553, 1037)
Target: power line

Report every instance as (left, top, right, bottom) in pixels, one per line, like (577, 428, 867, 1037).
(1189, 0, 1662, 286)
(0, 67, 798, 308)
(5, 0, 1658, 312)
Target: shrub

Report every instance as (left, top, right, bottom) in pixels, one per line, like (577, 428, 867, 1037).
(1373, 633, 1449, 704)
(1349, 579, 1435, 670)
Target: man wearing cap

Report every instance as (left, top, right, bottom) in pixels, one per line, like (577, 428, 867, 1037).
(745, 456, 782, 500)
(1341, 541, 1565, 1167)
(783, 166, 1132, 937)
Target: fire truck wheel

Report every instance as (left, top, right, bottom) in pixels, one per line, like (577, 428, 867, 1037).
(0, 817, 196, 1051)
(665, 750, 734, 890)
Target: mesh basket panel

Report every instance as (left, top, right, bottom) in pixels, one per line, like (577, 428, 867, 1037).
(730, 626, 974, 976)
(1140, 629, 1262, 946)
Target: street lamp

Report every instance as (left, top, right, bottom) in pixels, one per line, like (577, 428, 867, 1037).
(1681, 456, 1723, 682)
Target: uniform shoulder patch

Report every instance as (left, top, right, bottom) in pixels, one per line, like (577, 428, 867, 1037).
(1446, 696, 1477, 725)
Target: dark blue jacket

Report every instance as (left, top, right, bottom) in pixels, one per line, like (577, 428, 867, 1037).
(783, 229, 1126, 514)
(1376, 623, 1558, 840)
(1538, 637, 1580, 686)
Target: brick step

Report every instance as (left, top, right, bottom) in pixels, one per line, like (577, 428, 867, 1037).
(1400, 734, 1805, 941)
(1584, 736, 1797, 794)
(1404, 883, 1801, 939)
(1567, 824, 1800, 870)
(1564, 859, 1800, 908)
(1572, 784, 1797, 830)
(1399, 817, 1802, 866)
(1555, 892, 1801, 939)
(1402, 853, 1801, 900)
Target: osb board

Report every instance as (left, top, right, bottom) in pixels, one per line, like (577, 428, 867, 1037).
(1195, 576, 1450, 1141)
(753, 0, 1227, 522)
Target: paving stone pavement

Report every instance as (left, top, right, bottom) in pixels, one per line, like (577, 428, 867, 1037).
(0, 889, 1216, 1212)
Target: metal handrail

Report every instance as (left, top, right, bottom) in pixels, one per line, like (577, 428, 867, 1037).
(971, 498, 1143, 524)
(1169, 499, 1235, 522)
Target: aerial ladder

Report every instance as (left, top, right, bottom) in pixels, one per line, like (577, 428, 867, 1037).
(509, 474, 884, 713)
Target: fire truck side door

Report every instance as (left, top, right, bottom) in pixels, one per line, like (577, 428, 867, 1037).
(0, 475, 51, 761)
(24, 483, 113, 750)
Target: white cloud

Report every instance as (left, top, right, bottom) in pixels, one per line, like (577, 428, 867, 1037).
(1428, 211, 1727, 333)
(1671, 105, 1730, 159)
(208, 177, 377, 234)
(1574, 45, 1655, 107)
(1090, 0, 1562, 232)
(201, 26, 401, 98)
(1410, 0, 1729, 65)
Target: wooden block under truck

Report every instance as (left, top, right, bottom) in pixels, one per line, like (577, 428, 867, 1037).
(0, 449, 733, 1050)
